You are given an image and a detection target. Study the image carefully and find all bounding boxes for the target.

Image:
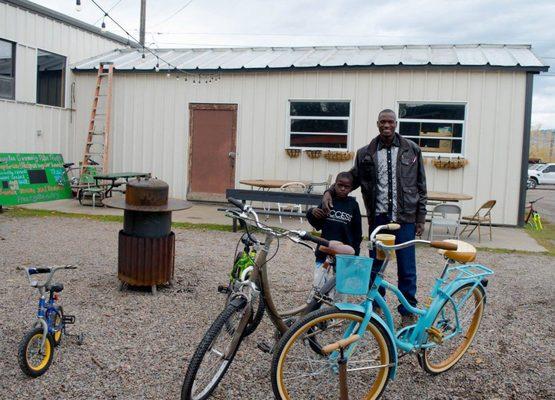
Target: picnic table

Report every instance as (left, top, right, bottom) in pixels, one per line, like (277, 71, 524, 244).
(239, 179, 311, 190)
(93, 172, 151, 197)
(428, 191, 473, 202)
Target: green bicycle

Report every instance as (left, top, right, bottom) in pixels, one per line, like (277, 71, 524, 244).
(525, 197, 543, 231)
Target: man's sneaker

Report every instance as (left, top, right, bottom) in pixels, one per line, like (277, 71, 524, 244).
(400, 314, 417, 328)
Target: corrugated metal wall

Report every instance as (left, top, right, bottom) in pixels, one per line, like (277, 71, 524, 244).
(72, 69, 526, 225)
(0, 1, 122, 153)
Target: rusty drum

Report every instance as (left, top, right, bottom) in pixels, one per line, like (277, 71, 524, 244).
(103, 178, 191, 293)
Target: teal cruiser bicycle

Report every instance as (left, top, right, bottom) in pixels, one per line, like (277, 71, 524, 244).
(271, 223, 493, 399)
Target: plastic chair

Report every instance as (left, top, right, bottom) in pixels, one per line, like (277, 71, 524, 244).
(306, 174, 333, 194)
(77, 168, 105, 208)
(427, 204, 462, 241)
(278, 182, 307, 223)
(460, 200, 496, 242)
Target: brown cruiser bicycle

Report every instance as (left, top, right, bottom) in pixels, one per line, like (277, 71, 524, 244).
(181, 198, 355, 400)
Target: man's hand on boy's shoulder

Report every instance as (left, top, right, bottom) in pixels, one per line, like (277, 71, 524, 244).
(311, 208, 327, 220)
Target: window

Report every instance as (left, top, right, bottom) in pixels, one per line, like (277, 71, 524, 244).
(37, 49, 66, 107)
(0, 38, 15, 100)
(288, 101, 350, 149)
(398, 102, 466, 156)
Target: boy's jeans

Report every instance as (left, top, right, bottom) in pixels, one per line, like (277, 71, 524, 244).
(369, 213, 418, 316)
(310, 260, 340, 302)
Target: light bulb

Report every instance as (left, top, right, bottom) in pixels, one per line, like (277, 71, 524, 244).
(176, 75, 180, 81)
(76, 0, 82, 11)
(166, 73, 171, 78)
(155, 64, 160, 72)
(101, 20, 106, 32)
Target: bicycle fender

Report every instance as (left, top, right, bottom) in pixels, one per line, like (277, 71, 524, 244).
(35, 318, 49, 352)
(335, 303, 398, 379)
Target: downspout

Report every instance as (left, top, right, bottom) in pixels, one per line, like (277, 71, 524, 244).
(517, 72, 534, 226)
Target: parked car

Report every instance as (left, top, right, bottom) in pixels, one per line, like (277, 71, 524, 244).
(528, 163, 555, 189)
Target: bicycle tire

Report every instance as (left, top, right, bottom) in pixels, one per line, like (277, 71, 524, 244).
(225, 280, 265, 337)
(181, 298, 248, 400)
(418, 283, 485, 375)
(47, 306, 64, 346)
(18, 327, 54, 377)
(272, 306, 393, 400)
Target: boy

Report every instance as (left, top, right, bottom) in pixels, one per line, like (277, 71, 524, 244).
(306, 171, 362, 295)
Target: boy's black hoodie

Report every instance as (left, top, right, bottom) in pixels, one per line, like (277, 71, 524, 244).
(306, 196, 362, 262)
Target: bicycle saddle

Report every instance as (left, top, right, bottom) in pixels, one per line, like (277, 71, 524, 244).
(438, 240, 476, 263)
(46, 283, 64, 293)
(319, 240, 355, 256)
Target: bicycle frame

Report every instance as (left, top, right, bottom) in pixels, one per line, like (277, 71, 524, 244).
(333, 235, 492, 380)
(23, 266, 74, 352)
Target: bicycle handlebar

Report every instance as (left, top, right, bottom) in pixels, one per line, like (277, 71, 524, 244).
(430, 241, 458, 251)
(299, 232, 330, 247)
(23, 265, 76, 288)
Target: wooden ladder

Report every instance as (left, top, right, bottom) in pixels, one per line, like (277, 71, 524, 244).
(81, 62, 114, 176)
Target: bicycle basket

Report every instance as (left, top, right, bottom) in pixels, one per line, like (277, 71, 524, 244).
(335, 255, 373, 296)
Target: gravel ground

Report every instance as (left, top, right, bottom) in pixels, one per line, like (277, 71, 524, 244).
(0, 215, 554, 400)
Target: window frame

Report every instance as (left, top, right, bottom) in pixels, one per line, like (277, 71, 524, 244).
(0, 38, 16, 100)
(36, 48, 67, 108)
(396, 101, 467, 157)
(286, 99, 352, 151)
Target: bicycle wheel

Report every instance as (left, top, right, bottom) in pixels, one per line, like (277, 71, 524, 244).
(419, 283, 485, 375)
(18, 327, 54, 377)
(181, 298, 248, 400)
(47, 306, 64, 346)
(272, 307, 393, 400)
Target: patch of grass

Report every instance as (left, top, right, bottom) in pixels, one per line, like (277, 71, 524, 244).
(5, 207, 233, 232)
(524, 220, 555, 256)
(475, 246, 550, 256)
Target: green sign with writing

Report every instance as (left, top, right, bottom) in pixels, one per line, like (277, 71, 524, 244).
(0, 153, 72, 205)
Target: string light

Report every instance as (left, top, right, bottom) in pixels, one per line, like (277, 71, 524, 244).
(75, 0, 82, 12)
(88, 0, 218, 84)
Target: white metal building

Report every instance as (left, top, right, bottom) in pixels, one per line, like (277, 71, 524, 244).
(0, 0, 129, 156)
(0, 0, 550, 226)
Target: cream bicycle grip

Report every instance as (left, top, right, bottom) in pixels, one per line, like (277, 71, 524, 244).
(386, 223, 401, 231)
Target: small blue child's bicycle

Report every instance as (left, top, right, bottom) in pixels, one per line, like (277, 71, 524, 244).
(271, 223, 493, 399)
(18, 265, 83, 377)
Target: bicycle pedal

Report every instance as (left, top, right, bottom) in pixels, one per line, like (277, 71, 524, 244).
(257, 341, 273, 354)
(62, 315, 76, 324)
(217, 284, 230, 294)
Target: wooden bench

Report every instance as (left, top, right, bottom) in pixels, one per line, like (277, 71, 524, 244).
(225, 189, 323, 231)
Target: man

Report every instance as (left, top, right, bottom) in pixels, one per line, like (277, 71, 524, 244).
(323, 109, 427, 324)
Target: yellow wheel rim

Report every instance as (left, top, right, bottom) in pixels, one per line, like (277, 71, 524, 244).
(54, 314, 62, 343)
(26, 333, 52, 371)
(424, 287, 484, 373)
(276, 312, 390, 400)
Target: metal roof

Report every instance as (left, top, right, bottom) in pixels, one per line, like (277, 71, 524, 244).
(72, 44, 549, 73)
(2, 0, 134, 47)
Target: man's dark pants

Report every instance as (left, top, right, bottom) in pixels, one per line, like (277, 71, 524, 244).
(369, 213, 417, 316)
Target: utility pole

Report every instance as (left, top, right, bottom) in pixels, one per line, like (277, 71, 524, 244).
(139, 0, 146, 47)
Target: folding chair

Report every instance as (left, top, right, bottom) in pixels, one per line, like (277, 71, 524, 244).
(306, 174, 333, 194)
(460, 200, 497, 242)
(278, 182, 307, 223)
(427, 204, 461, 241)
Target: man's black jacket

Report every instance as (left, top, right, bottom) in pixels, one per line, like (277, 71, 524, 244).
(349, 133, 427, 224)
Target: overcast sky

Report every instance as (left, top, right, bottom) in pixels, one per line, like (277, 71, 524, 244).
(35, 0, 555, 128)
